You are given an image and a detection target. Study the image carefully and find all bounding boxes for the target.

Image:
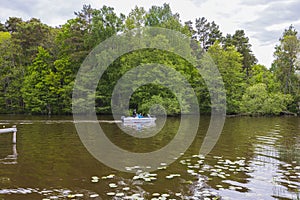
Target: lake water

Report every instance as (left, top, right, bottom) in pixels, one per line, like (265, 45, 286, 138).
(0, 115, 299, 200)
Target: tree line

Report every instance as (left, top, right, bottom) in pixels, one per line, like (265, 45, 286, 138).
(0, 4, 299, 115)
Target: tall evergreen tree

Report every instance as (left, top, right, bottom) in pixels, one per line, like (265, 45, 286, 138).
(194, 17, 223, 50)
(223, 30, 257, 77)
(272, 25, 300, 112)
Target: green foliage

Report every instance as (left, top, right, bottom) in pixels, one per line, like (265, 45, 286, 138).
(0, 31, 10, 42)
(240, 83, 293, 115)
(192, 17, 223, 50)
(207, 42, 245, 114)
(223, 30, 257, 77)
(272, 25, 300, 113)
(125, 6, 146, 31)
(0, 4, 299, 116)
(22, 47, 53, 114)
(273, 27, 300, 94)
(12, 18, 52, 65)
(4, 17, 23, 33)
(0, 31, 24, 113)
(85, 5, 125, 49)
(249, 64, 281, 92)
(21, 47, 73, 114)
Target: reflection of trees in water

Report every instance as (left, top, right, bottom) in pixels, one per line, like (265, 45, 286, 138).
(0, 144, 17, 164)
(279, 140, 300, 163)
(277, 118, 300, 163)
(0, 128, 18, 165)
(190, 117, 300, 199)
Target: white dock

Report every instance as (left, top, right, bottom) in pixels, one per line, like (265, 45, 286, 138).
(0, 126, 17, 143)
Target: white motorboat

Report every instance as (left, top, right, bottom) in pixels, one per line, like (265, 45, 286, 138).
(121, 115, 156, 123)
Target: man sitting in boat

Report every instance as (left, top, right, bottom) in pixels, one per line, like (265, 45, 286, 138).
(138, 113, 143, 118)
(132, 109, 137, 117)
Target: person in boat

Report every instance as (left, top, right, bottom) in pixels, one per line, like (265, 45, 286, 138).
(132, 109, 137, 117)
(138, 113, 143, 118)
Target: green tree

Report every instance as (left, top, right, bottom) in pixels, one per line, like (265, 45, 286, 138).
(240, 83, 293, 115)
(194, 17, 223, 50)
(4, 17, 23, 33)
(85, 5, 125, 49)
(207, 42, 245, 113)
(11, 18, 52, 65)
(144, 3, 189, 34)
(51, 57, 74, 114)
(0, 31, 10, 42)
(272, 25, 300, 112)
(273, 25, 300, 94)
(124, 6, 146, 31)
(249, 64, 280, 92)
(223, 30, 257, 77)
(0, 31, 24, 113)
(22, 47, 55, 114)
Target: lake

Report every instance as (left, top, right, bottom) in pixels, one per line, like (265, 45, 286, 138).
(0, 115, 300, 199)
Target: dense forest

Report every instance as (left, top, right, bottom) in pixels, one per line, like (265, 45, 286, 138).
(0, 4, 299, 115)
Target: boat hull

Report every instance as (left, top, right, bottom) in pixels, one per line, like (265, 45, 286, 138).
(122, 117, 156, 123)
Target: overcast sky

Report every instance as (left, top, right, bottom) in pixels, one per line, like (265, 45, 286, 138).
(1, 0, 300, 67)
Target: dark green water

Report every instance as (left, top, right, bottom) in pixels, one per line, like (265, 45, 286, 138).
(0, 115, 300, 199)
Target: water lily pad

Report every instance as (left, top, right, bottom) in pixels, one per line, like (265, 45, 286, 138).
(180, 160, 186, 165)
(109, 183, 117, 188)
(152, 193, 160, 196)
(131, 193, 141, 197)
(125, 167, 133, 171)
(166, 175, 174, 179)
(157, 166, 167, 170)
(175, 193, 182, 196)
(116, 192, 125, 197)
(217, 174, 226, 179)
(106, 174, 115, 179)
(90, 194, 99, 198)
(67, 194, 76, 198)
(210, 172, 218, 176)
(107, 192, 115, 196)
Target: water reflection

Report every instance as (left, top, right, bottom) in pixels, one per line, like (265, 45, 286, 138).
(0, 144, 17, 165)
(121, 121, 156, 133)
(0, 116, 300, 199)
(190, 117, 300, 200)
